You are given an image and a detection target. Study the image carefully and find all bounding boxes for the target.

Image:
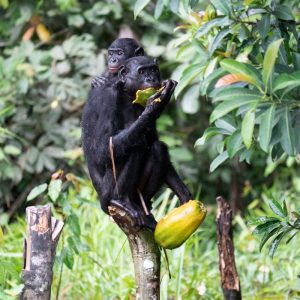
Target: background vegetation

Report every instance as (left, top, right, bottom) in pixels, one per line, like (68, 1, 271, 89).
(0, 0, 300, 299)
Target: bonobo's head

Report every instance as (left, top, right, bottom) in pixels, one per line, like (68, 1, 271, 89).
(119, 56, 161, 96)
(107, 38, 144, 74)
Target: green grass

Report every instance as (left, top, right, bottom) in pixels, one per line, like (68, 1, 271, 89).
(1, 189, 300, 299)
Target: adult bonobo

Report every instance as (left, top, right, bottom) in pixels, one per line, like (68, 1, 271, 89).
(91, 38, 144, 88)
(82, 56, 191, 229)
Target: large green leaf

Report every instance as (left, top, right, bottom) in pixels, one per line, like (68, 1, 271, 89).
(269, 228, 292, 258)
(175, 63, 204, 98)
(259, 105, 275, 152)
(210, 98, 260, 123)
(253, 220, 281, 235)
(196, 17, 232, 38)
(210, 0, 231, 15)
(27, 183, 48, 202)
(262, 39, 283, 87)
(259, 227, 280, 252)
(208, 28, 231, 57)
(273, 71, 300, 92)
(269, 199, 286, 218)
(48, 179, 62, 202)
(211, 87, 262, 102)
(134, 0, 151, 19)
(227, 131, 243, 158)
(195, 127, 228, 146)
(241, 107, 256, 149)
(220, 59, 261, 88)
(209, 151, 229, 172)
(279, 106, 295, 156)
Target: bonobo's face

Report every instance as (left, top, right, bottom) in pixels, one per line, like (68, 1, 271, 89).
(107, 38, 144, 74)
(120, 57, 161, 96)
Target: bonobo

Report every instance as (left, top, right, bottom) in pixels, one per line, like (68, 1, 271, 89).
(91, 38, 144, 88)
(82, 56, 191, 229)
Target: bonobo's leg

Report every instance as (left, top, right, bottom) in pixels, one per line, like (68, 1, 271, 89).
(139, 141, 192, 205)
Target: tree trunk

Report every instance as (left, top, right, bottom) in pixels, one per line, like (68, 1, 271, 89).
(109, 206, 160, 300)
(21, 205, 64, 300)
(216, 196, 241, 300)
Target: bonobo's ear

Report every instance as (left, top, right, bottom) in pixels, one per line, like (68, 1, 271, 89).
(118, 65, 127, 80)
(135, 47, 144, 56)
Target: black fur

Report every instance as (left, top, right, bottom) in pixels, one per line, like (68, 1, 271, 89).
(91, 38, 144, 88)
(82, 56, 191, 229)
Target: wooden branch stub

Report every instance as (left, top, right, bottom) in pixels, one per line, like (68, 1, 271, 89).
(216, 196, 242, 300)
(21, 205, 64, 300)
(108, 205, 161, 300)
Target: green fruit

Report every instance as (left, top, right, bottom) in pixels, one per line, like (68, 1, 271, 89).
(154, 200, 207, 249)
(132, 87, 162, 107)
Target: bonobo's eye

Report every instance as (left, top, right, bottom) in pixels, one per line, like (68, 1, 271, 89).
(139, 68, 144, 75)
(118, 50, 123, 56)
(108, 51, 113, 57)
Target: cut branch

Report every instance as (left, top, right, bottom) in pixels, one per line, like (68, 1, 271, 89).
(108, 205, 160, 300)
(216, 196, 242, 300)
(21, 204, 64, 300)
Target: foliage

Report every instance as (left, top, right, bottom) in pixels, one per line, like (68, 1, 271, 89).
(250, 196, 300, 258)
(137, 0, 300, 171)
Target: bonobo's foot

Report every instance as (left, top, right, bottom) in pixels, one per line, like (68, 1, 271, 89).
(110, 199, 144, 228)
(109, 199, 157, 231)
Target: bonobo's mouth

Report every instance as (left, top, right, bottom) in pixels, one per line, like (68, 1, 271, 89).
(109, 67, 119, 73)
(141, 82, 161, 90)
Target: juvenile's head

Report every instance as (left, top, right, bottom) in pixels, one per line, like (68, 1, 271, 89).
(107, 38, 144, 74)
(119, 56, 161, 95)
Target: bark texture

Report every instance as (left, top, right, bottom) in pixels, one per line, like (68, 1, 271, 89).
(109, 206, 160, 300)
(21, 205, 64, 300)
(216, 196, 242, 300)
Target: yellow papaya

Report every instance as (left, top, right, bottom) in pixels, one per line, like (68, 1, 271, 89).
(154, 200, 207, 249)
(132, 87, 162, 107)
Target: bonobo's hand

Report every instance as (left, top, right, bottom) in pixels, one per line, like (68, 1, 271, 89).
(145, 79, 177, 116)
(91, 76, 108, 89)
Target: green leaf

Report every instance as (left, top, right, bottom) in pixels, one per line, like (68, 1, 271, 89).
(48, 179, 62, 202)
(175, 63, 204, 98)
(210, 0, 231, 15)
(273, 71, 300, 92)
(252, 220, 281, 235)
(269, 228, 292, 258)
(257, 14, 270, 39)
(134, 0, 151, 19)
(259, 227, 280, 252)
(259, 105, 275, 152)
(210, 98, 259, 123)
(67, 214, 81, 237)
(273, 5, 294, 21)
(195, 127, 228, 146)
(200, 68, 226, 95)
(209, 151, 229, 172)
(220, 59, 261, 88)
(62, 247, 74, 270)
(210, 87, 261, 102)
(196, 17, 232, 38)
(279, 106, 295, 156)
(241, 107, 256, 149)
(208, 28, 231, 57)
(262, 39, 283, 87)
(269, 199, 286, 218)
(154, 0, 164, 19)
(227, 131, 243, 158)
(247, 216, 279, 226)
(282, 200, 288, 217)
(286, 231, 298, 244)
(27, 183, 48, 202)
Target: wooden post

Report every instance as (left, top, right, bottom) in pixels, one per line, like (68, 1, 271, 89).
(109, 206, 160, 300)
(216, 196, 242, 300)
(21, 205, 64, 300)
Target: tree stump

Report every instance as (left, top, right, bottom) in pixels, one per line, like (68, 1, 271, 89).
(21, 205, 64, 300)
(109, 206, 160, 300)
(216, 196, 242, 300)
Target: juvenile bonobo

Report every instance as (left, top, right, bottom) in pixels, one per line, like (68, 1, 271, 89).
(91, 38, 144, 88)
(82, 56, 191, 229)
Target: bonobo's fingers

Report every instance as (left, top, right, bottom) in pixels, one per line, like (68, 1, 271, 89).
(91, 76, 107, 88)
(114, 79, 125, 90)
(146, 89, 163, 107)
(110, 199, 143, 228)
(160, 79, 177, 100)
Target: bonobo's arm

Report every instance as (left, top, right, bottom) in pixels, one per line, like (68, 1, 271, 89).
(111, 80, 177, 156)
